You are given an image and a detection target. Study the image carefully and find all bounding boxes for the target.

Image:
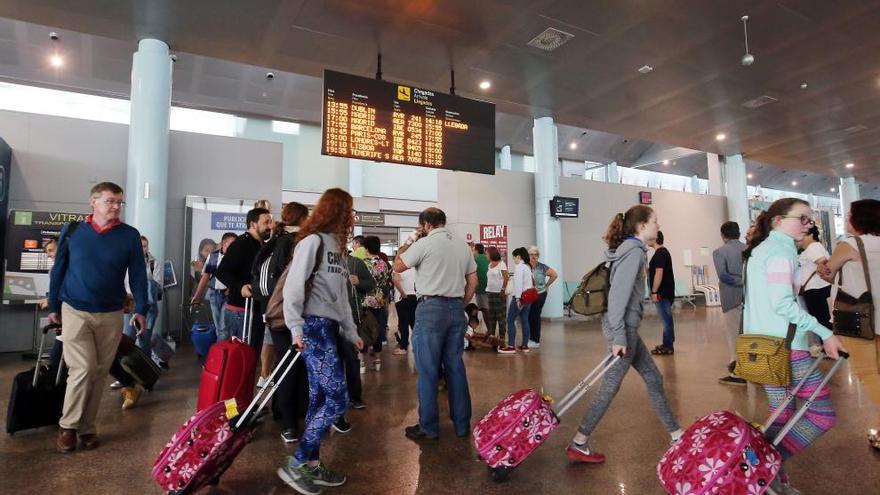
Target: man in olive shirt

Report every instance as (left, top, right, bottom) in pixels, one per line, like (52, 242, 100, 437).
(472, 243, 490, 315)
(394, 208, 477, 441)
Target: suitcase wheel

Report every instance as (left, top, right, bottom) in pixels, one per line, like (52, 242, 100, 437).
(489, 466, 513, 482)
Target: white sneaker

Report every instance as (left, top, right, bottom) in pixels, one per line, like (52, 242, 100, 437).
(527, 341, 541, 349)
(109, 381, 123, 389)
(359, 360, 366, 374)
(257, 376, 267, 388)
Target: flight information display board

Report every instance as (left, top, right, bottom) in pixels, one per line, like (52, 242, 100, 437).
(322, 70, 495, 175)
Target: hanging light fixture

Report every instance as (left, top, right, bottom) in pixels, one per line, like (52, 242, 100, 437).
(740, 16, 754, 66)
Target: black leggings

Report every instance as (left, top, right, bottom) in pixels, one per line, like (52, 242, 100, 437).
(396, 295, 418, 350)
(803, 286, 832, 332)
(270, 328, 309, 431)
(528, 291, 548, 343)
(336, 327, 362, 403)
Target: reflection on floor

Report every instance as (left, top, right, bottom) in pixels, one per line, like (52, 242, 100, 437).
(1, 307, 878, 494)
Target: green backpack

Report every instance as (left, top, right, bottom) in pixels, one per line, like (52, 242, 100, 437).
(569, 262, 612, 316)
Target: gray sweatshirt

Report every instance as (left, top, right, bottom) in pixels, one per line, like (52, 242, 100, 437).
(602, 238, 648, 347)
(282, 233, 358, 343)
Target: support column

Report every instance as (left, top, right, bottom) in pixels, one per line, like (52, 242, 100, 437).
(839, 177, 859, 218)
(126, 39, 171, 278)
(707, 153, 722, 195)
(349, 159, 365, 236)
(499, 145, 512, 171)
(126, 38, 171, 335)
(606, 161, 619, 184)
(533, 117, 563, 318)
(722, 154, 750, 240)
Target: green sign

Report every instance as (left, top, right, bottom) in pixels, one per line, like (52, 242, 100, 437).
(14, 211, 32, 225)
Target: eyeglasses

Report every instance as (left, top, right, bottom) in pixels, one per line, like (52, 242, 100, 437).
(102, 199, 125, 207)
(780, 214, 815, 226)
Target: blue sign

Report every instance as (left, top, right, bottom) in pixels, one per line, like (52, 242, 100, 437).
(211, 212, 247, 231)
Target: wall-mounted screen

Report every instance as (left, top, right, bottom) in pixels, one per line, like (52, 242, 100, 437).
(321, 70, 495, 175)
(550, 196, 579, 218)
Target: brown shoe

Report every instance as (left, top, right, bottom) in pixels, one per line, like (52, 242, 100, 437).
(80, 434, 100, 450)
(57, 428, 76, 453)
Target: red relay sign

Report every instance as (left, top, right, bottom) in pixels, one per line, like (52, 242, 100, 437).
(479, 224, 508, 263)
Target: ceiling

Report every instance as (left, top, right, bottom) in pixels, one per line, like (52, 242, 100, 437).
(0, 1, 877, 200)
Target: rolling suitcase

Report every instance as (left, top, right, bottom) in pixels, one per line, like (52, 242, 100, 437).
(153, 346, 301, 494)
(190, 323, 216, 357)
(197, 298, 257, 412)
(118, 333, 162, 391)
(657, 352, 850, 495)
(6, 324, 67, 434)
(474, 352, 622, 481)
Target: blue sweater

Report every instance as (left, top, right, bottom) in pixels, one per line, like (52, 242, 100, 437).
(49, 221, 149, 315)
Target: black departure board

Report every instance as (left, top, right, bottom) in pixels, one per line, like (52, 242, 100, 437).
(321, 70, 495, 175)
(550, 196, 579, 218)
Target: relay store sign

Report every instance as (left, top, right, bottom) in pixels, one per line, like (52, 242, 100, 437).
(211, 212, 247, 231)
(480, 224, 508, 263)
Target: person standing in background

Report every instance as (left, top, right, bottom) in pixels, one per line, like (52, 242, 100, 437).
(190, 238, 217, 281)
(648, 232, 676, 355)
(713, 221, 748, 387)
(191, 232, 237, 336)
(362, 235, 392, 371)
(797, 225, 832, 332)
(498, 247, 534, 354)
(483, 246, 509, 343)
(527, 246, 557, 349)
(472, 243, 490, 326)
(393, 264, 417, 356)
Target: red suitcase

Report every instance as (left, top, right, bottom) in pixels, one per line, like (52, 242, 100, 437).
(197, 299, 257, 412)
(474, 352, 621, 481)
(154, 347, 301, 494)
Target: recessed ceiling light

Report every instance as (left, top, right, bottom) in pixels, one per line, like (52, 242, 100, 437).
(716, 133, 726, 141)
(845, 162, 855, 168)
(662, 159, 669, 165)
(830, 187, 836, 192)
(569, 142, 577, 150)
(747, 173, 753, 179)
(479, 80, 491, 90)
(791, 181, 798, 186)
(638, 65, 653, 74)
(800, 82, 808, 89)
(49, 54, 63, 68)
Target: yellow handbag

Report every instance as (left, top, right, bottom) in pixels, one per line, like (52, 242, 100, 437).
(734, 324, 795, 387)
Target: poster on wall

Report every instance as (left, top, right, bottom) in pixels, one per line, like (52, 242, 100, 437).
(3, 209, 86, 300)
(479, 224, 508, 264)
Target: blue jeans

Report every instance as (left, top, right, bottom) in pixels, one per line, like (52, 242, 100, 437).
(655, 298, 675, 349)
(295, 316, 348, 464)
(412, 297, 472, 437)
(207, 288, 227, 337)
(507, 298, 531, 347)
(123, 303, 158, 352)
(224, 308, 245, 341)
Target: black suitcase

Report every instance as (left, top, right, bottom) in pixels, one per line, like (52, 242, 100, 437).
(117, 333, 161, 391)
(6, 324, 67, 434)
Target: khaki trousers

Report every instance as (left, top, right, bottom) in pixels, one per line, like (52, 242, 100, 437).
(721, 305, 742, 366)
(842, 335, 880, 413)
(59, 303, 123, 435)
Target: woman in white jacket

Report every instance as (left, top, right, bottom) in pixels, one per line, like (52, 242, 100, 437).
(498, 247, 534, 354)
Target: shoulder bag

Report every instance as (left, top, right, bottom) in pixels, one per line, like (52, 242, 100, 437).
(832, 236, 875, 339)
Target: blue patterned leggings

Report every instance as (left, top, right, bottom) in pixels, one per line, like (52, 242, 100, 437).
(294, 316, 349, 464)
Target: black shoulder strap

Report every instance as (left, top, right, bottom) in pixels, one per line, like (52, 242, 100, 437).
(62, 221, 81, 254)
(303, 236, 324, 308)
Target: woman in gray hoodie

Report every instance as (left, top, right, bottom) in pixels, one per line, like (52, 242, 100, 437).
(567, 205, 683, 464)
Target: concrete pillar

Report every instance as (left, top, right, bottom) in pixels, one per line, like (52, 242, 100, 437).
(606, 161, 619, 184)
(499, 145, 512, 171)
(723, 154, 750, 240)
(349, 159, 365, 236)
(532, 117, 563, 319)
(840, 177, 859, 219)
(690, 175, 701, 194)
(707, 153, 722, 196)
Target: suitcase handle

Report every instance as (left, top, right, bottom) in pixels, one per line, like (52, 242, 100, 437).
(553, 352, 622, 418)
(33, 324, 62, 388)
(763, 352, 849, 446)
(233, 345, 301, 430)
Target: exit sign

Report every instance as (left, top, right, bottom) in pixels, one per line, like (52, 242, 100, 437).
(639, 191, 653, 205)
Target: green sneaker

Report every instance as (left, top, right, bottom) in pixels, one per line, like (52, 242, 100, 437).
(310, 462, 347, 487)
(277, 464, 322, 495)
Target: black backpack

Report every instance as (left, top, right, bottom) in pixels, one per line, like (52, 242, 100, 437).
(251, 232, 296, 303)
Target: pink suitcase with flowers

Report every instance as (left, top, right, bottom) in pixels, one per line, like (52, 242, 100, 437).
(657, 352, 848, 495)
(152, 348, 301, 494)
(474, 353, 621, 482)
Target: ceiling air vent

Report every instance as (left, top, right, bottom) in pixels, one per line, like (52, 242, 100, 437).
(527, 27, 575, 52)
(741, 95, 778, 109)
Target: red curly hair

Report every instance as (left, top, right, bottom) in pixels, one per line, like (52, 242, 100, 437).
(296, 188, 353, 251)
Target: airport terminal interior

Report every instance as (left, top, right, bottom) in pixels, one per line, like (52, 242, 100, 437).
(0, 1, 879, 494)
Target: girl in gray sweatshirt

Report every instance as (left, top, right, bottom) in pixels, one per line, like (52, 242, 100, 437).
(566, 205, 683, 465)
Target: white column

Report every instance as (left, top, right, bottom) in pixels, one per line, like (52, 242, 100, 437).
(723, 154, 750, 240)
(690, 175, 701, 194)
(533, 117, 563, 319)
(349, 159, 365, 237)
(126, 38, 172, 336)
(840, 177, 860, 218)
(499, 145, 512, 171)
(606, 161, 619, 184)
(707, 153, 722, 196)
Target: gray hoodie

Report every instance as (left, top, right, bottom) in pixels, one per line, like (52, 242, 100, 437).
(602, 238, 648, 347)
(282, 232, 358, 343)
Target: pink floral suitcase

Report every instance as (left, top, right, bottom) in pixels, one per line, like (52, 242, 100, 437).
(152, 348, 301, 494)
(474, 353, 621, 482)
(656, 353, 849, 495)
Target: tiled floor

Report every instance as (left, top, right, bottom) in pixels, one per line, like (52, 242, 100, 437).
(1, 307, 878, 494)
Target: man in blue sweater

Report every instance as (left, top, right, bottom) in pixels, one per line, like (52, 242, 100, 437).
(48, 182, 149, 453)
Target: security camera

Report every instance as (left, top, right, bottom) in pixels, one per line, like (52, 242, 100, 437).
(265, 72, 275, 80)
(170, 54, 178, 63)
(49, 32, 59, 41)
(741, 53, 754, 66)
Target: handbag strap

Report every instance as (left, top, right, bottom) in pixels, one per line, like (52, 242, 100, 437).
(799, 270, 817, 295)
(854, 236, 873, 296)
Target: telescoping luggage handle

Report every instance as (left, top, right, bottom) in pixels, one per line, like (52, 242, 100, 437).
(233, 345, 301, 430)
(33, 323, 65, 388)
(242, 297, 254, 345)
(762, 351, 850, 446)
(553, 352, 622, 418)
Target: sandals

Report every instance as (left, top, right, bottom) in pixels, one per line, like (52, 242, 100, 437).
(651, 345, 674, 355)
(869, 428, 880, 452)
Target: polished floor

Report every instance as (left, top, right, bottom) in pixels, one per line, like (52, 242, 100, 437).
(1, 307, 878, 494)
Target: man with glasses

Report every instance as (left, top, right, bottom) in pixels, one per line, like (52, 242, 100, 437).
(48, 182, 149, 453)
